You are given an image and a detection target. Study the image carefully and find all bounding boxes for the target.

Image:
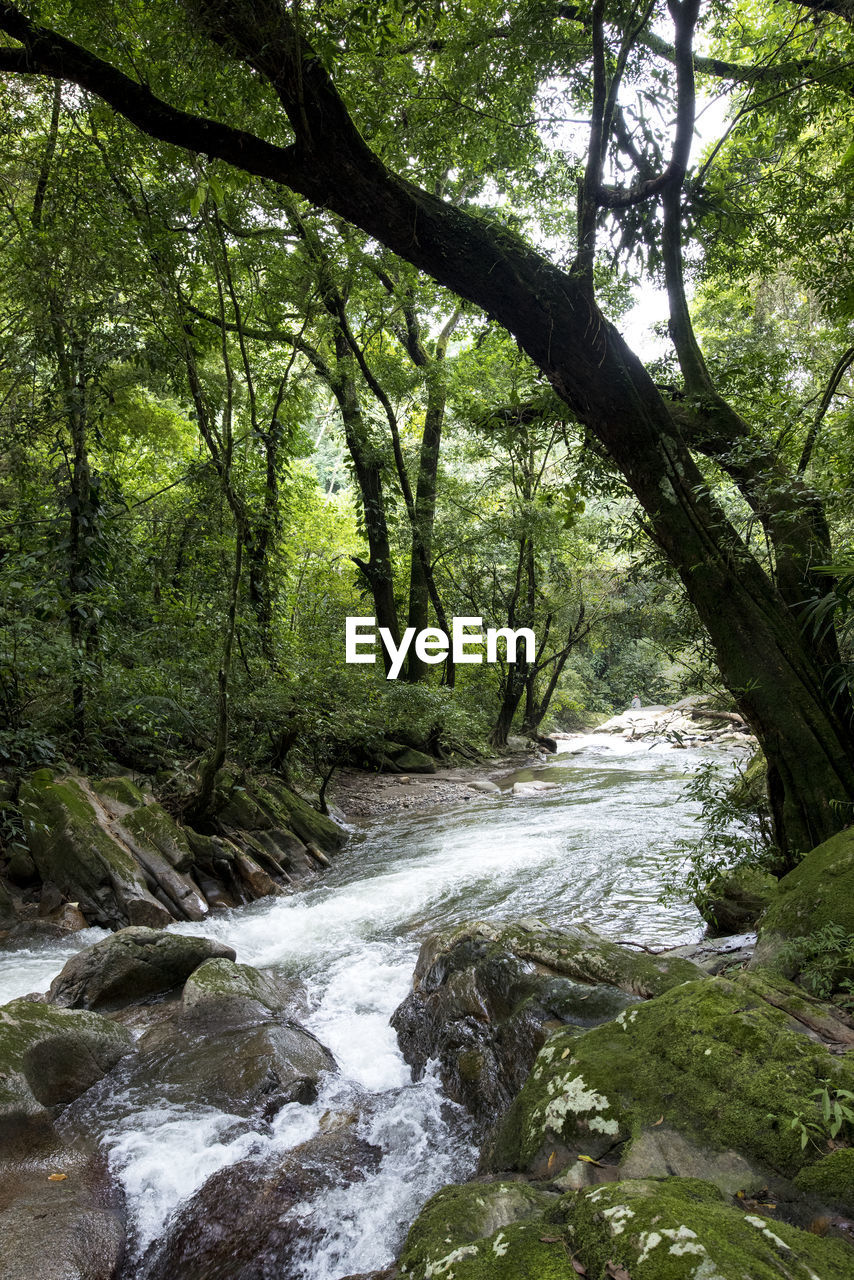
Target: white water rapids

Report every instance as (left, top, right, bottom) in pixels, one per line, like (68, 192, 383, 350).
(0, 734, 747, 1278)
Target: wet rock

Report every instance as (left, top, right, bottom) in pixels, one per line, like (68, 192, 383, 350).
(698, 864, 778, 936)
(486, 971, 854, 1185)
(48, 927, 236, 1011)
(469, 780, 500, 795)
(391, 920, 659, 1130)
(0, 998, 134, 1155)
(751, 826, 854, 982)
(0, 1136, 125, 1280)
(19, 772, 172, 929)
(145, 1127, 381, 1280)
(180, 958, 294, 1029)
(126, 1000, 336, 1118)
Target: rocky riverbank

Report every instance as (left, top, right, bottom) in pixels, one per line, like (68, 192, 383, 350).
(3, 818, 854, 1279)
(0, 767, 345, 943)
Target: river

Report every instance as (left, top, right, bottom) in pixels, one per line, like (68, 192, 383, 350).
(0, 734, 741, 1279)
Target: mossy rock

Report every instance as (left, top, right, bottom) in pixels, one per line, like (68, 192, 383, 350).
(398, 1180, 566, 1280)
(93, 776, 147, 808)
(566, 1177, 854, 1279)
(356, 739, 437, 774)
(18, 773, 171, 929)
(398, 1175, 854, 1279)
(0, 998, 134, 1153)
(752, 827, 854, 975)
(698, 864, 778, 936)
(213, 772, 344, 853)
(487, 973, 854, 1181)
(122, 803, 195, 873)
(48, 926, 236, 1010)
(794, 1149, 854, 1214)
(181, 958, 293, 1028)
(393, 920, 643, 1130)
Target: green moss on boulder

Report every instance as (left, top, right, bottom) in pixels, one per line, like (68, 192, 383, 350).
(752, 827, 854, 975)
(18, 773, 171, 928)
(181, 958, 293, 1028)
(699, 864, 778, 936)
(398, 1181, 568, 1280)
(0, 997, 134, 1153)
(488, 973, 854, 1181)
(566, 1177, 854, 1279)
(48, 926, 236, 1010)
(794, 1149, 854, 1213)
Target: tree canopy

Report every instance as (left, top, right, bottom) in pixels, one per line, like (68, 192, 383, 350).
(1, 0, 853, 857)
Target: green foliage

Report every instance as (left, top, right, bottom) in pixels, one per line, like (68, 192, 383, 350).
(777, 925, 854, 1004)
(781, 1082, 854, 1153)
(660, 757, 778, 910)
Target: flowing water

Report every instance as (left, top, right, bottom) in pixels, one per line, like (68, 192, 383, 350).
(0, 734, 747, 1278)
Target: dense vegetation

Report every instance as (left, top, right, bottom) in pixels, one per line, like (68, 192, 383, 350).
(0, 0, 852, 854)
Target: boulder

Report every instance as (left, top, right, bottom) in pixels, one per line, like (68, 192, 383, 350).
(391, 920, 700, 1130)
(18, 773, 172, 929)
(469, 780, 500, 795)
(0, 998, 134, 1155)
(486, 971, 854, 1187)
(354, 740, 436, 775)
(145, 1126, 381, 1280)
(48, 927, 236, 1011)
(396, 1175, 854, 1280)
(751, 826, 854, 981)
(0, 1136, 125, 1280)
(698, 864, 778, 936)
(122, 989, 336, 1118)
(564, 1177, 854, 1280)
(180, 958, 294, 1028)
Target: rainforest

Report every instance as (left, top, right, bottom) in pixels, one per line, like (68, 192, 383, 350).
(1, 2, 854, 1279)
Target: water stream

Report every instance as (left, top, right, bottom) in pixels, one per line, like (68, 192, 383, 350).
(0, 734, 745, 1278)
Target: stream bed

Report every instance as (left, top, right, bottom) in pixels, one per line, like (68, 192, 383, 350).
(0, 734, 744, 1278)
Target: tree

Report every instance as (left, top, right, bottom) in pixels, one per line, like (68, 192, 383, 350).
(2, 0, 854, 857)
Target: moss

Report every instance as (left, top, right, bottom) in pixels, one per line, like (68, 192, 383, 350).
(418, 919, 703, 1002)
(20, 775, 140, 884)
(488, 974, 854, 1180)
(753, 828, 854, 973)
(794, 1149, 854, 1212)
(123, 803, 194, 872)
(566, 1177, 854, 1279)
(398, 1181, 568, 1280)
(94, 776, 146, 807)
(212, 772, 344, 852)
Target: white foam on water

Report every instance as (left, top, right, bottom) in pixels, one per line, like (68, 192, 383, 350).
(0, 927, 109, 1004)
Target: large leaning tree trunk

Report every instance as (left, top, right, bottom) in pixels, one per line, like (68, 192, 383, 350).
(2, 0, 854, 860)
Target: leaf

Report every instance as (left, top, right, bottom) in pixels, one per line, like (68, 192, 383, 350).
(571, 1258, 588, 1275)
(47, 1173, 67, 1182)
(577, 1154, 604, 1166)
(652, 1115, 664, 1126)
(605, 1262, 631, 1280)
(538, 1235, 562, 1243)
(561, 1047, 571, 1059)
